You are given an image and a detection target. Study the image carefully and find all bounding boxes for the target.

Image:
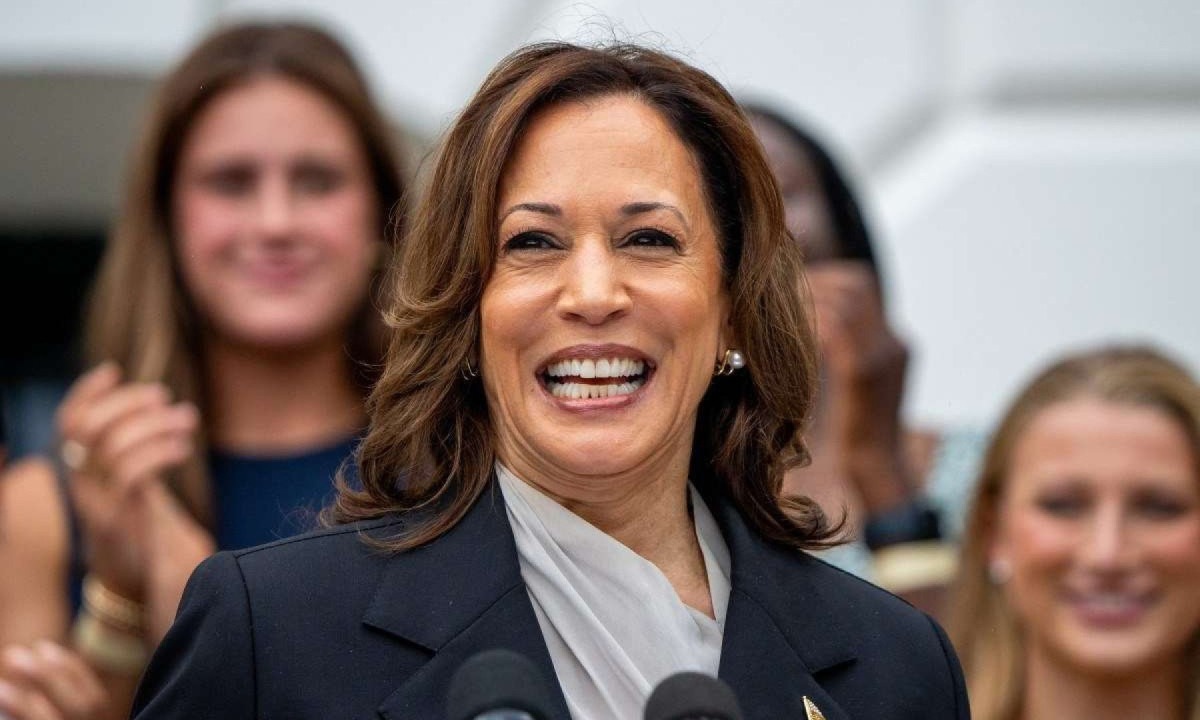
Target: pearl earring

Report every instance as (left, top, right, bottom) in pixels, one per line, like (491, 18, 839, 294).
(988, 558, 1012, 585)
(714, 349, 746, 376)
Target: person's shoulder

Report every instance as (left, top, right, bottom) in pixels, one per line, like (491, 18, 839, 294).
(0, 455, 71, 644)
(0, 456, 67, 564)
(232, 513, 407, 555)
(797, 548, 937, 630)
(215, 514, 412, 598)
(231, 512, 407, 560)
(759, 542, 949, 659)
(768, 549, 967, 717)
(1, 454, 59, 502)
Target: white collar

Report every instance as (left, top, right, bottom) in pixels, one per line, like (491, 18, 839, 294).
(497, 463, 730, 720)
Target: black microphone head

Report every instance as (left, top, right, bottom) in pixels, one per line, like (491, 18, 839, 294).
(447, 648, 556, 720)
(644, 672, 743, 720)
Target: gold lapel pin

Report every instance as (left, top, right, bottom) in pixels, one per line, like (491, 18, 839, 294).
(803, 695, 828, 720)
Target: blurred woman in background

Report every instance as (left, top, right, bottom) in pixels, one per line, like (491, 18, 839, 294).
(949, 345, 1200, 720)
(0, 20, 404, 719)
(744, 104, 968, 603)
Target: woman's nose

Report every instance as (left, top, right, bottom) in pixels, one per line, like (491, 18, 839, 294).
(254, 176, 297, 239)
(1079, 504, 1135, 571)
(557, 241, 631, 325)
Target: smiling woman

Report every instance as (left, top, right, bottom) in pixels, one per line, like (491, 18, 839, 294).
(172, 75, 381, 352)
(132, 42, 968, 720)
(484, 96, 729, 501)
(0, 21, 404, 720)
(949, 345, 1200, 720)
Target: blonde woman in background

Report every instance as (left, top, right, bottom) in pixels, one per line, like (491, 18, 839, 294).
(949, 345, 1200, 720)
(0, 21, 404, 719)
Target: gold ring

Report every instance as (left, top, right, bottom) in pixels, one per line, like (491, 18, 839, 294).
(60, 439, 89, 472)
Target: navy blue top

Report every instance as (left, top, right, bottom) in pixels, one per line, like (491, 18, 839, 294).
(210, 435, 358, 551)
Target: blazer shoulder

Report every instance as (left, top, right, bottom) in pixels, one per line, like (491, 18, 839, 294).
(231, 512, 407, 559)
(226, 513, 411, 599)
(784, 551, 969, 718)
(755, 545, 953, 670)
(799, 548, 933, 627)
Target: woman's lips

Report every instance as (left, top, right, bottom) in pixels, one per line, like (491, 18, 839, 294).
(1065, 589, 1156, 628)
(234, 246, 318, 289)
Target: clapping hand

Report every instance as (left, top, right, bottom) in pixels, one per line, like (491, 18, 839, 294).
(0, 642, 108, 720)
(56, 363, 201, 602)
(807, 261, 915, 514)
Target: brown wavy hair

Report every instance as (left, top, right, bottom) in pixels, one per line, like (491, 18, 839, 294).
(948, 345, 1200, 720)
(86, 21, 405, 522)
(328, 41, 833, 552)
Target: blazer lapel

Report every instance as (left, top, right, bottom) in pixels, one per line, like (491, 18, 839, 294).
(706, 489, 859, 720)
(359, 478, 861, 720)
(361, 482, 572, 720)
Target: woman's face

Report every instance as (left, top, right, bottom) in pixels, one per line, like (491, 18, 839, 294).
(748, 116, 837, 264)
(481, 94, 729, 493)
(991, 398, 1200, 677)
(173, 76, 378, 352)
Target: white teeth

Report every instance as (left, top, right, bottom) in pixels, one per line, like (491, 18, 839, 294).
(547, 378, 644, 399)
(1079, 594, 1139, 608)
(544, 357, 647, 379)
(543, 356, 649, 400)
(1070, 591, 1150, 614)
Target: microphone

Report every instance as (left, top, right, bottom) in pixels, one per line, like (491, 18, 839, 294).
(447, 648, 557, 720)
(644, 672, 743, 720)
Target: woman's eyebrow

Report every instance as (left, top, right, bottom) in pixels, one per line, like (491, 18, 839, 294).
(621, 201, 690, 232)
(499, 201, 689, 229)
(499, 202, 561, 222)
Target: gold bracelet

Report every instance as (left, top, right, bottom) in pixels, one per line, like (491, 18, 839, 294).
(72, 610, 148, 675)
(82, 575, 145, 635)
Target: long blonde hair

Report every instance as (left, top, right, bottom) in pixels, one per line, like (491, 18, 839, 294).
(86, 21, 405, 522)
(948, 345, 1200, 720)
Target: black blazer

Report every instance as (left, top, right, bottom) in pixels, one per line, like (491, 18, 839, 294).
(133, 481, 969, 719)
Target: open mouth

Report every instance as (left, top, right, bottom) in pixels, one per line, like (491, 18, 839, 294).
(539, 356, 653, 400)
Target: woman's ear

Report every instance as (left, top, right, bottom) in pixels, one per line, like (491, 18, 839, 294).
(986, 511, 1013, 585)
(718, 298, 737, 355)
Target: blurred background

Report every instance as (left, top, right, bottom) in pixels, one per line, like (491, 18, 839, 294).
(3, 0, 1199, 456)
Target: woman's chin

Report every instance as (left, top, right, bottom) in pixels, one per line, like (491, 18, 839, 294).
(495, 416, 686, 490)
(1050, 628, 1184, 679)
(542, 439, 652, 479)
(208, 317, 347, 353)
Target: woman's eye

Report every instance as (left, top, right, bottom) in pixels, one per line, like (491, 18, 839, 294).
(1133, 492, 1192, 520)
(1035, 495, 1088, 518)
(623, 229, 680, 249)
(293, 164, 343, 194)
(503, 231, 558, 251)
(203, 167, 254, 196)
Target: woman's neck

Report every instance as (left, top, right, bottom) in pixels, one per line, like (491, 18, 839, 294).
(1021, 642, 1186, 720)
(203, 337, 365, 455)
(507, 452, 714, 618)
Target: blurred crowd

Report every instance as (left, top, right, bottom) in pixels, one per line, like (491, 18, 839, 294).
(1, 18, 1198, 720)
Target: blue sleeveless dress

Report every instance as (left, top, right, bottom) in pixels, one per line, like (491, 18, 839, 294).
(209, 435, 357, 550)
